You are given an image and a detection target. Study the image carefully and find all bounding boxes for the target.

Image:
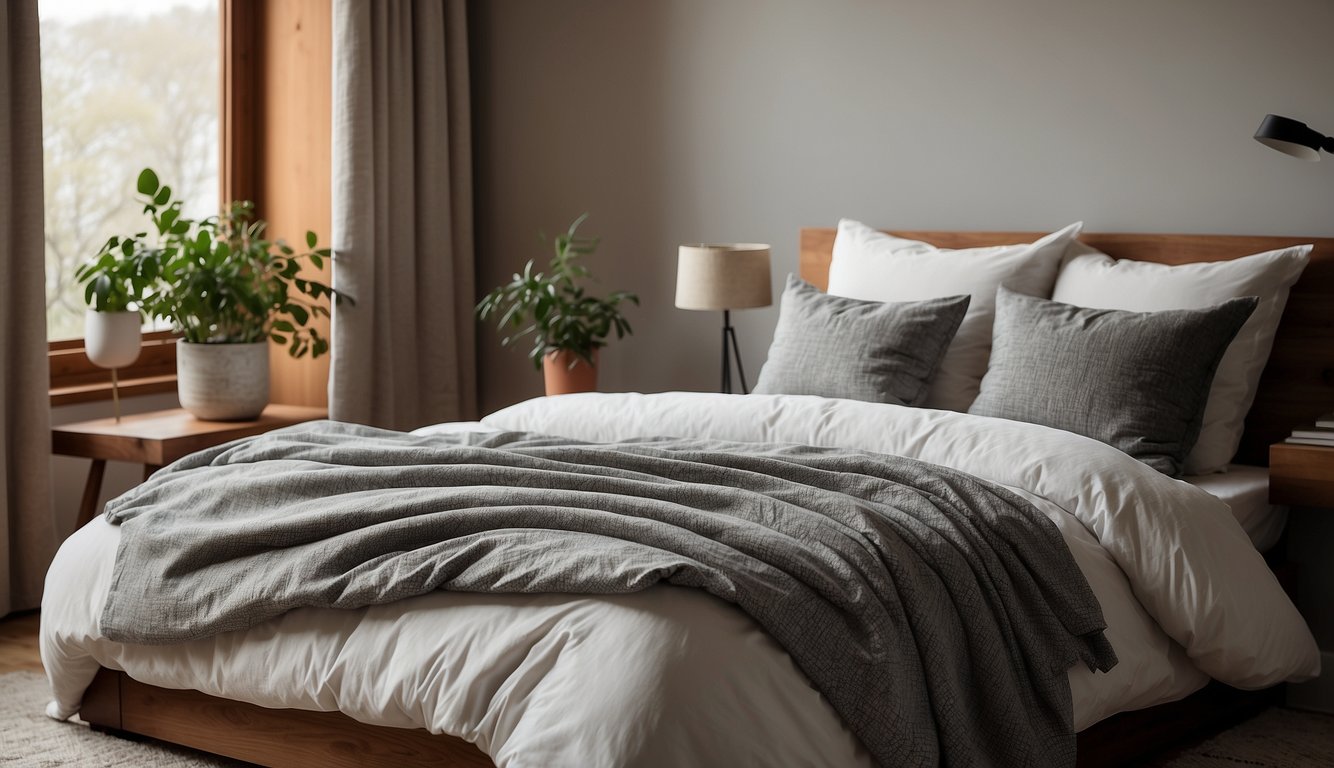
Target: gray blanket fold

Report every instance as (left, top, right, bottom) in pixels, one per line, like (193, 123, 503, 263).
(100, 420, 1117, 768)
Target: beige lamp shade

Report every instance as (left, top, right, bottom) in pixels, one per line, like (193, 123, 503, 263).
(675, 244, 773, 311)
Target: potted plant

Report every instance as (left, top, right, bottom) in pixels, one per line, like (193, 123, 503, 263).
(477, 214, 638, 396)
(74, 240, 154, 420)
(77, 168, 350, 421)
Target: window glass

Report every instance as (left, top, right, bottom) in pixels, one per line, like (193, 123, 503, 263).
(40, 0, 219, 341)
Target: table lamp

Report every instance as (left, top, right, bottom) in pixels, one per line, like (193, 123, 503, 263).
(675, 243, 772, 394)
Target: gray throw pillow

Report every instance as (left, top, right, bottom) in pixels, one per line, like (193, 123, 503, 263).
(969, 287, 1258, 476)
(753, 275, 969, 406)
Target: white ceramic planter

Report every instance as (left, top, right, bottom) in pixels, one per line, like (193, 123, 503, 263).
(84, 310, 142, 369)
(177, 340, 270, 421)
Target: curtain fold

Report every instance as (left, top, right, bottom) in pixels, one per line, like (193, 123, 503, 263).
(330, 0, 477, 431)
(1, 0, 56, 616)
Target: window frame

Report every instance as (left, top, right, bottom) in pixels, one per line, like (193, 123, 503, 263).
(46, 0, 258, 405)
(49, 330, 182, 406)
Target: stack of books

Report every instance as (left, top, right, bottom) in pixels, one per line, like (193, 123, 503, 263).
(1285, 412, 1334, 447)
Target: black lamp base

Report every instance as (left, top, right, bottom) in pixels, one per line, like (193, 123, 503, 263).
(721, 309, 750, 395)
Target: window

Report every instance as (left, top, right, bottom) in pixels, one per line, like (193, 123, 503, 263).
(39, 0, 221, 341)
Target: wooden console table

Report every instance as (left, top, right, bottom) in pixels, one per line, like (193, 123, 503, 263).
(52, 404, 328, 528)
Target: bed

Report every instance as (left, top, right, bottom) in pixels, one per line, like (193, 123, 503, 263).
(40, 228, 1334, 767)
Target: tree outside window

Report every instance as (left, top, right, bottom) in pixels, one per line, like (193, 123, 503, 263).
(40, 0, 219, 341)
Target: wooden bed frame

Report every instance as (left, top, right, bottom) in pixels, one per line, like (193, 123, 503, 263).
(77, 229, 1334, 767)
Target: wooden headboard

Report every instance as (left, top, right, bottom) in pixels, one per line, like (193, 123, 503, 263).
(799, 228, 1334, 466)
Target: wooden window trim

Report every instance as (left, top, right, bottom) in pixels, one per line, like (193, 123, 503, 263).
(221, 0, 260, 206)
(49, 331, 181, 407)
(48, 1, 259, 406)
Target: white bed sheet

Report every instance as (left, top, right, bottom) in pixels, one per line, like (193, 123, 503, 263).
(1185, 465, 1287, 553)
(41, 393, 1320, 766)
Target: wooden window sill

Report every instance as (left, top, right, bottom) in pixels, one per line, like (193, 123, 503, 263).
(50, 375, 178, 408)
(49, 330, 179, 407)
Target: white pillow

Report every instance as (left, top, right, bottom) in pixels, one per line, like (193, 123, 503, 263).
(827, 220, 1083, 411)
(1052, 243, 1311, 474)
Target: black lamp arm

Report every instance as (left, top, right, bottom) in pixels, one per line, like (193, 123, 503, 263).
(1255, 113, 1334, 157)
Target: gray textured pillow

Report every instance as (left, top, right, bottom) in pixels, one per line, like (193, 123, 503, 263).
(969, 288, 1258, 476)
(753, 276, 969, 405)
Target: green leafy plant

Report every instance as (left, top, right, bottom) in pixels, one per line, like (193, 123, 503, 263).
(75, 234, 161, 314)
(477, 214, 638, 369)
(76, 168, 350, 358)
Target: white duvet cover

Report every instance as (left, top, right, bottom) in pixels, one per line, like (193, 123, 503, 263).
(42, 393, 1320, 767)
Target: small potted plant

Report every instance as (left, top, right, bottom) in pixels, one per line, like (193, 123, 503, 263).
(477, 214, 638, 396)
(75, 239, 156, 420)
(77, 168, 350, 421)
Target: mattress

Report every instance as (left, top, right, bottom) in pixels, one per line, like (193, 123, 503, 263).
(1185, 465, 1287, 553)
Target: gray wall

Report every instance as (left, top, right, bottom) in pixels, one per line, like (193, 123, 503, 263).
(471, 0, 1334, 413)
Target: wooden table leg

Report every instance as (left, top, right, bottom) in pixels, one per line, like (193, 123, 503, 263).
(77, 459, 107, 528)
(143, 464, 162, 482)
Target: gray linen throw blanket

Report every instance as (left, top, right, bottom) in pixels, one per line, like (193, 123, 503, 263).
(100, 421, 1117, 767)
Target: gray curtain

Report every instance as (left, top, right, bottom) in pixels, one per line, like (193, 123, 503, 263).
(1, 0, 56, 616)
(330, 0, 476, 430)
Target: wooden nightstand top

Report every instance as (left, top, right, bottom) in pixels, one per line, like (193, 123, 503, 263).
(52, 404, 328, 467)
(1269, 442, 1334, 508)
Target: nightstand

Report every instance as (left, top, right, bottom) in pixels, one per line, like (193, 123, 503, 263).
(1270, 443, 1334, 507)
(1268, 442, 1334, 715)
(52, 404, 328, 528)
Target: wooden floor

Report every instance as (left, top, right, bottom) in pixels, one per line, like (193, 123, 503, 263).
(0, 610, 42, 674)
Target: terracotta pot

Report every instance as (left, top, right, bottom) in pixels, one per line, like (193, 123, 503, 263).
(543, 349, 598, 396)
(177, 340, 270, 421)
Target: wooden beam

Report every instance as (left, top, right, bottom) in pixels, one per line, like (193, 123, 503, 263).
(257, 0, 334, 408)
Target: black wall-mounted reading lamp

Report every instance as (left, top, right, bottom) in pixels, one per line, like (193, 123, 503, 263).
(1254, 114, 1334, 161)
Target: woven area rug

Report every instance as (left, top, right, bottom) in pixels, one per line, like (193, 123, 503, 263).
(0, 671, 247, 767)
(1159, 707, 1334, 767)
